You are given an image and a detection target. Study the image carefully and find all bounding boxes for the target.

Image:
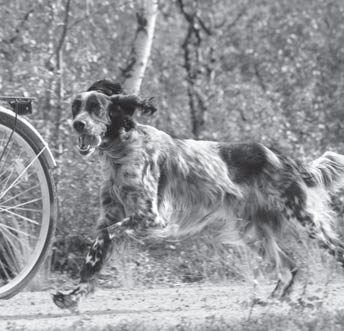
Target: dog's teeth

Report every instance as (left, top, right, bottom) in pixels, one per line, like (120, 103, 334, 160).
(80, 145, 90, 151)
(77, 134, 99, 156)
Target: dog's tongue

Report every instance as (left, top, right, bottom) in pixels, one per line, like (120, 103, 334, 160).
(79, 135, 94, 155)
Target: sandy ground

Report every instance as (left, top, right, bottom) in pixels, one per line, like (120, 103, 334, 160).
(1, 279, 344, 331)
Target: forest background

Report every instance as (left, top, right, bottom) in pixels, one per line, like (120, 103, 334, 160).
(1, 0, 344, 285)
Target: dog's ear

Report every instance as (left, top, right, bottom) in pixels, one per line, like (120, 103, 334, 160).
(110, 95, 157, 116)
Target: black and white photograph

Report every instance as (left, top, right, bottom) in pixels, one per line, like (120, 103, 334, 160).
(1, 1, 344, 330)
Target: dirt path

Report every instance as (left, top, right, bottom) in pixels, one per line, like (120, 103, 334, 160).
(1, 281, 344, 330)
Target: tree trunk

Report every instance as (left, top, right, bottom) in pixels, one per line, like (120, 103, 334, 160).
(53, 0, 71, 158)
(177, 0, 210, 139)
(120, 0, 158, 94)
(28, 0, 71, 291)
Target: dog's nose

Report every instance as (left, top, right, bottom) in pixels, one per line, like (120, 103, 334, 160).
(73, 120, 86, 133)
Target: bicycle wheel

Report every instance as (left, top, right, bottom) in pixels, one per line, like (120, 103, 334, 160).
(0, 107, 56, 299)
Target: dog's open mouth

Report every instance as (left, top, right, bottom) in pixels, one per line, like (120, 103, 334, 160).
(78, 134, 101, 156)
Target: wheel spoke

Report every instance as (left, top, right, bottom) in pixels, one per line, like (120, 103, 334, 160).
(0, 208, 39, 225)
(0, 168, 15, 193)
(0, 135, 14, 174)
(0, 111, 55, 299)
(0, 223, 36, 240)
(0, 147, 46, 200)
(0, 196, 42, 211)
(1, 206, 42, 213)
(0, 184, 40, 205)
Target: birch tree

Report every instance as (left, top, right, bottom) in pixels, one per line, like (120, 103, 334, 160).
(120, 0, 158, 94)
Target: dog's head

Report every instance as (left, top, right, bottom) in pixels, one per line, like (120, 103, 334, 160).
(71, 80, 157, 156)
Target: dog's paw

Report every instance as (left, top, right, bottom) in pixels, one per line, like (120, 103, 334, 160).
(52, 288, 81, 311)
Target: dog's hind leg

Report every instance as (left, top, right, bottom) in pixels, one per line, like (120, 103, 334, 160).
(260, 240, 297, 298)
(263, 237, 297, 298)
(244, 211, 298, 299)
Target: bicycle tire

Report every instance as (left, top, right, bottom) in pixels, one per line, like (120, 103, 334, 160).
(0, 107, 57, 299)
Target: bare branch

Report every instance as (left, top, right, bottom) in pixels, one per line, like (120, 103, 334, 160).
(3, 7, 35, 44)
(55, 0, 72, 56)
(195, 15, 212, 36)
(214, 7, 246, 30)
(177, 0, 208, 139)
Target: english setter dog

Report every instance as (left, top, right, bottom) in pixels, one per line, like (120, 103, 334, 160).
(53, 79, 344, 309)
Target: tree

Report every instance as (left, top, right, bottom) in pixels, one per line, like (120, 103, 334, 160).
(120, 0, 158, 94)
(177, 0, 210, 139)
(2, 0, 344, 283)
(50, 0, 72, 158)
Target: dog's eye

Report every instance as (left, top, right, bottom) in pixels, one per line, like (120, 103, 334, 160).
(72, 99, 81, 118)
(89, 102, 101, 116)
(86, 95, 101, 116)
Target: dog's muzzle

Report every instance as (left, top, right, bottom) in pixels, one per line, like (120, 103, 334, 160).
(73, 119, 101, 156)
(78, 134, 101, 156)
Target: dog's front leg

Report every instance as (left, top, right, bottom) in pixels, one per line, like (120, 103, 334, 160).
(52, 219, 142, 310)
(119, 178, 164, 231)
(79, 228, 113, 281)
(53, 175, 162, 310)
(53, 191, 125, 310)
(52, 226, 114, 310)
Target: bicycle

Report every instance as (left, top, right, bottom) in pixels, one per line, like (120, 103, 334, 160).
(0, 97, 56, 299)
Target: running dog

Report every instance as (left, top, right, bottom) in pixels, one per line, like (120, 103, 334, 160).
(53, 79, 344, 309)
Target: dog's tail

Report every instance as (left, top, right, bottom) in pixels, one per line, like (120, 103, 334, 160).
(303, 151, 344, 267)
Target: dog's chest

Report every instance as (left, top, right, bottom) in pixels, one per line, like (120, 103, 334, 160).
(102, 156, 145, 193)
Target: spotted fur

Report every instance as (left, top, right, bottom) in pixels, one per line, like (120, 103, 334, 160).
(53, 80, 344, 310)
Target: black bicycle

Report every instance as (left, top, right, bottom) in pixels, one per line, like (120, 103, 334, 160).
(0, 97, 56, 299)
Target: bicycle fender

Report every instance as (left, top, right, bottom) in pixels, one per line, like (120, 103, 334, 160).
(0, 105, 56, 169)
